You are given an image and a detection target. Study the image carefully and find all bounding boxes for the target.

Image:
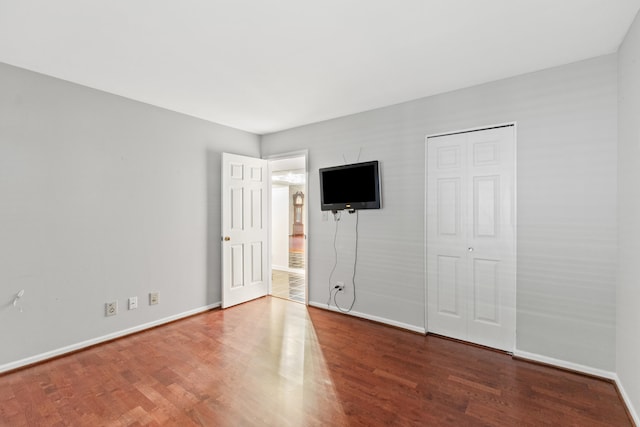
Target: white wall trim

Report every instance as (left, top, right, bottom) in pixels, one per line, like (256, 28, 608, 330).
(425, 121, 517, 139)
(265, 150, 309, 305)
(423, 133, 429, 333)
(614, 374, 640, 426)
(309, 301, 426, 334)
(513, 349, 616, 380)
(0, 302, 221, 374)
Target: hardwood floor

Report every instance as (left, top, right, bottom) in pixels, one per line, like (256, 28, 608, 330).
(0, 297, 631, 426)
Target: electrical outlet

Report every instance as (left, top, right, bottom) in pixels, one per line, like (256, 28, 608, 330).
(105, 301, 118, 317)
(128, 296, 138, 310)
(337, 281, 344, 291)
(149, 292, 159, 305)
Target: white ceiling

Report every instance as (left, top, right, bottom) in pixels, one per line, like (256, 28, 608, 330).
(1, 0, 638, 135)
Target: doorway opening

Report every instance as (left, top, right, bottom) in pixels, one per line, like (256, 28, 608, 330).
(270, 155, 307, 303)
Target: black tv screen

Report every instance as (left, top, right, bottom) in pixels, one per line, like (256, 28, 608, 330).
(319, 161, 381, 211)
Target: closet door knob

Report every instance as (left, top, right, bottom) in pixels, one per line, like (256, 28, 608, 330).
(468, 247, 474, 252)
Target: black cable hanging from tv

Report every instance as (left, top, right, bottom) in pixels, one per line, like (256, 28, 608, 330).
(326, 211, 341, 308)
(333, 210, 358, 313)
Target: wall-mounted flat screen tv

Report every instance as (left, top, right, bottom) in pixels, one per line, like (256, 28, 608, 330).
(319, 161, 381, 211)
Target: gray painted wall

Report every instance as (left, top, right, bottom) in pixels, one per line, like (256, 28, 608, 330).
(0, 51, 623, 382)
(0, 63, 260, 367)
(617, 10, 640, 421)
(262, 55, 618, 371)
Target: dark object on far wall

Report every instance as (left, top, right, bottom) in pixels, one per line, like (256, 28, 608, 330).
(292, 191, 304, 236)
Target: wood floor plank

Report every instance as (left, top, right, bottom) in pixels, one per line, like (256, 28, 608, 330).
(0, 297, 632, 426)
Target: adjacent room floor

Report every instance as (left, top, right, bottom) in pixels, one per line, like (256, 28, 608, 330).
(271, 234, 305, 303)
(0, 297, 631, 426)
(271, 269, 305, 303)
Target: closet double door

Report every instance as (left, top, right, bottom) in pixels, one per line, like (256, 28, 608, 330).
(427, 126, 516, 351)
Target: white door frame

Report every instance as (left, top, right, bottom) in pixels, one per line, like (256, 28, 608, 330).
(264, 150, 309, 305)
(424, 122, 517, 346)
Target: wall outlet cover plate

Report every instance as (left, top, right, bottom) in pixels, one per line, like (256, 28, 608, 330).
(105, 301, 117, 317)
(149, 292, 159, 305)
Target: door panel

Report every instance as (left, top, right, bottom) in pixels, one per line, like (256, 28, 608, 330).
(467, 127, 515, 350)
(437, 145, 462, 169)
(472, 258, 500, 323)
(222, 153, 269, 308)
(472, 141, 500, 166)
(473, 175, 499, 238)
(436, 255, 462, 316)
(250, 242, 263, 283)
(427, 133, 468, 340)
(231, 245, 244, 288)
(437, 178, 460, 236)
(427, 126, 515, 351)
(251, 189, 263, 228)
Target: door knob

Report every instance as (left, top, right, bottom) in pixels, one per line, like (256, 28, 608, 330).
(224, 236, 231, 241)
(468, 247, 474, 252)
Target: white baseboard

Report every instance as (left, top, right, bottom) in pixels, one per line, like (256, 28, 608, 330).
(613, 373, 640, 426)
(512, 349, 616, 380)
(308, 301, 426, 334)
(0, 302, 221, 374)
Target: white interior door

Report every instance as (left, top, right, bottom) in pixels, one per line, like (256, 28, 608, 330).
(427, 126, 516, 351)
(221, 153, 269, 308)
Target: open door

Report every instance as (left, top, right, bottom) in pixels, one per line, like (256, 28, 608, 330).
(221, 153, 269, 308)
